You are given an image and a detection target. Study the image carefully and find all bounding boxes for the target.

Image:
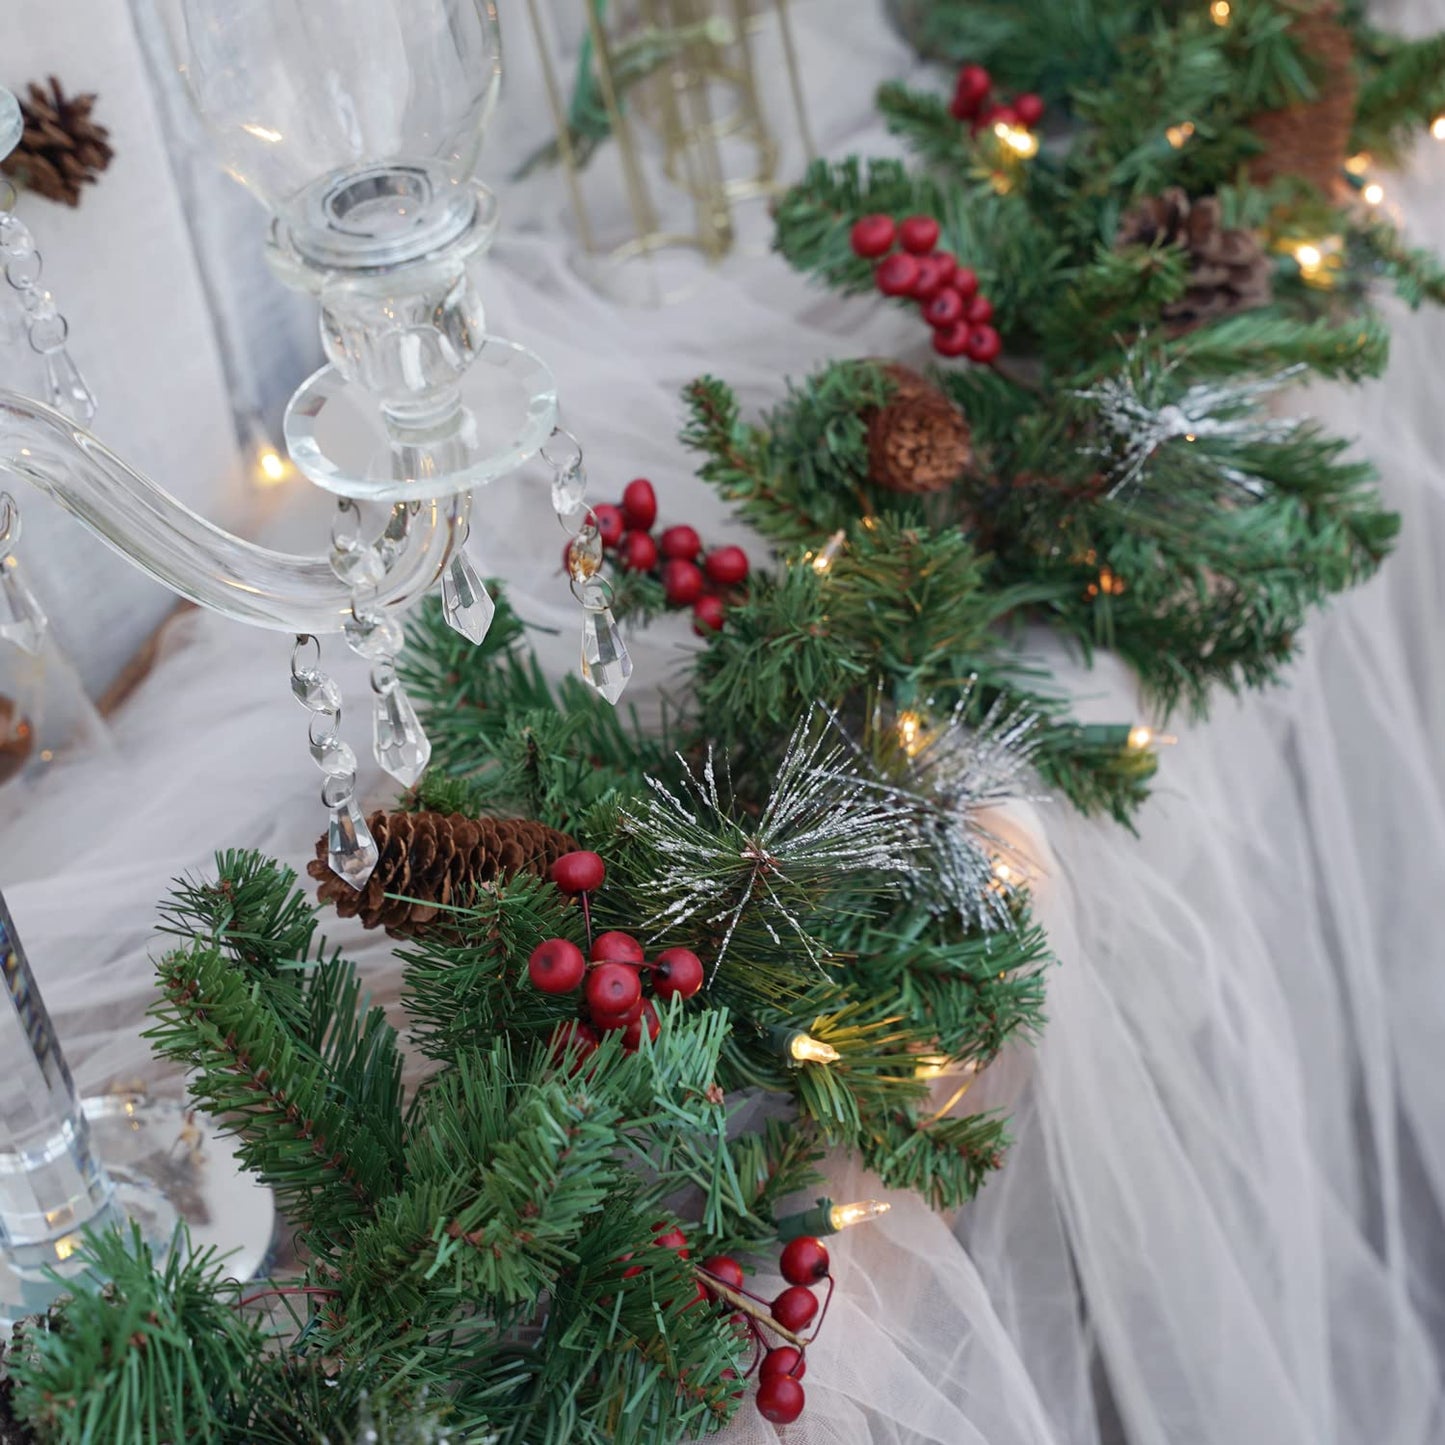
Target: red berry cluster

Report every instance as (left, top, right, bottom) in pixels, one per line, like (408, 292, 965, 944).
(532, 850, 706, 1062)
(849, 213, 1002, 363)
(583, 477, 751, 636)
(697, 1234, 834, 1425)
(949, 61, 1045, 135)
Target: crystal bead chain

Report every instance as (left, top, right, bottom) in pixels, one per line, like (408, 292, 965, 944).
(291, 634, 376, 889)
(544, 427, 632, 705)
(0, 491, 47, 655)
(332, 500, 432, 789)
(0, 186, 97, 424)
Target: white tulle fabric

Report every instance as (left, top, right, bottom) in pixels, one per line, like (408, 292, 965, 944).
(1, 1, 1444, 1440)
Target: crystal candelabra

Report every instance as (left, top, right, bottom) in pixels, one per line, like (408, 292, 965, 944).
(0, 0, 634, 1316)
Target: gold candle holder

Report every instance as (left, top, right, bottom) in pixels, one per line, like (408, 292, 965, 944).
(521, 0, 815, 302)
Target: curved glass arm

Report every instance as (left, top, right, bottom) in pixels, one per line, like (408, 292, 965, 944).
(0, 392, 461, 633)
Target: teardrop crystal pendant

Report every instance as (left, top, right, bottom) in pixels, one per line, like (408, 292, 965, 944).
(326, 790, 379, 889)
(372, 673, 431, 787)
(41, 349, 96, 425)
(0, 561, 46, 654)
(580, 605, 633, 705)
(442, 548, 495, 644)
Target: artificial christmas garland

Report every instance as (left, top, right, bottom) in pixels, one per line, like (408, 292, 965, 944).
(4, 2, 1444, 1441)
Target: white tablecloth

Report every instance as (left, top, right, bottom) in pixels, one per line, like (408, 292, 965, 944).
(2, 2, 1443, 1441)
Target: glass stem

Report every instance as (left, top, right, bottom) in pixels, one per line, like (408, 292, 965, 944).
(0, 891, 118, 1279)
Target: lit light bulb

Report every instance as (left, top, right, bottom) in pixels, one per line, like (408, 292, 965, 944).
(254, 445, 292, 487)
(1210, 0, 1231, 24)
(994, 122, 1039, 158)
(811, 529, 846, 575)
(992, 859, 1014, 883)
(896, 710, 925, 757)
(1128, 725, 1155, 751)
(1432, 116, 1445, 141)
(1362, 182, 1385, 207)
(1166, 122, 1196, 149)
(788, 1031, 841, 1065)
(1345, 153, 1371, 176)
(1294, 243, 1323, 272)
(828, 1199, 892, 1231)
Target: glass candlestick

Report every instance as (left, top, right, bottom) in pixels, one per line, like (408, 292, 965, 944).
(0, 893, 275, 1323)
(0, 891, 123, 1284)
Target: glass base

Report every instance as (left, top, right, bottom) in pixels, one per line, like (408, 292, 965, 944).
(0, 1093, 276, 1326)
(284, 337, 558, 503)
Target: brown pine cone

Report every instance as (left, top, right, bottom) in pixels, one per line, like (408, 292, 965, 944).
(1248, 0, 1355, 199)
(308, 810, 577, 938)
(864, 363, 971, 495)
(1, 78, 114, 207)
(1117, 189, 1272, 334)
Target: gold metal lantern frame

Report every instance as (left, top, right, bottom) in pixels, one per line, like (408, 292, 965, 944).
(521, 0, 815, 299)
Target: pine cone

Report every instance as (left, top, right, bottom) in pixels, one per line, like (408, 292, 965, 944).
(0, 78, 114, 207)
(1248, 0, 1355, 198)
(864, 363, 971, 495)
(308, 810, 577, 937)
(1117, 188, 1272, 334)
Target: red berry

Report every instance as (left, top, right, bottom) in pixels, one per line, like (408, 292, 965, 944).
(549, 1019, 599, 1068)
(948, 93, 971, 121)
(922, 289, 965, 328)
(954, 63, 992, 110)
(989, 104, 1019, 129)
(551, 850, 605, 895)
(701, 1255, 745, 1290)
(849, 214, 896, 259)
(931, 251, 957, 284)
(899, 215, 941, 255)
(591, 996, 644, 1031)
(654, 947, 705, 1000)
(660, 525, 703, 561)
(875, 252, 921, 297)
(760, 1346, 807, 1382)
(1014, 92, 1045, 127)
(591, 931, 645, 964)
(621, 530, 658, 572)
(622, 1000, 660, 1052)
(910, 255, 948, 300)
(620, 1253, 644, 1279)
(621, 478, 658, 531)
(755, 1376, 806, 1424)
(966, 324, 1003, 364)
(933, 321, 972, 358)
(586, 962, 642, 1016)
(952, 266, 979, 300)
(528, 938, 587, 994)
(652, 1222, 690, 1258)
(770, 1285, 819, 1332)
(779, 1236, 830, 1286)
(662, 559, 705, 607)
(704, 546, 749, 586)
(593, 503, 625, 549)
(692, 596, 726, 634)
(965, 294, 994, 325)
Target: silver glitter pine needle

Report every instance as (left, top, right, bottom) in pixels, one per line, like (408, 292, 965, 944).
(623, 709, 917, 978)
(828, 683, 1044, 930)
(1074, 345, 1305, 499)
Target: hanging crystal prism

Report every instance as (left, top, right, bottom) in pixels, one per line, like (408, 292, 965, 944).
(0, 559, 45, 656)
(41, 348, 97, 426)
(441, 544, 494, 644)
(0, 493, 45, 655)
(325, 778, 380, 889)
(578, 579, 633, 705)
(371, 662, 431, 787)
